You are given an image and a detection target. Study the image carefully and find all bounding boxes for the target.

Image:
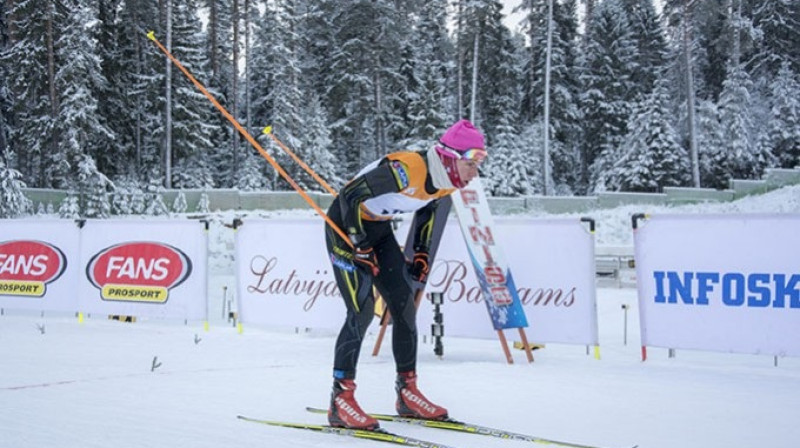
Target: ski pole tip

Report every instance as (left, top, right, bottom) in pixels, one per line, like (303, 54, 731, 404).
(146, 31, 156, 41)
(262, 125, 273, 135)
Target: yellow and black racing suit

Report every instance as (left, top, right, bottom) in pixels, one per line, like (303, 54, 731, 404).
(325, 150, 454, 380)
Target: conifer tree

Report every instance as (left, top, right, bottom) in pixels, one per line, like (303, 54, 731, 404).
(473, 2, 530, 195)
(397, 0, 451, 148)
(248, 2, 276, 133)
(611, 80, 689, 192)
(695, 100, 729, 189)
(453, 0, 485, 120)
(520, 0, 581, 193)
(55, 1, 116, 192)
(0, 9, 10, 161)
(118, 0, 164, 180)
(0, 151, 31, 218)
(303, 0, 337, 98)
(1, 0, 64, 186)
(477, 1, 522, 140)
(300, 95, 341, 191)
(237, 150, 268, 191)
(129, 184, 146, 215)
(578, 0, 640, 192)
(111, 178, 136, 215)
(58, 194, 81, 219)
(764, 63, 800, 168)
(718, 63, 772, 179)
(95, 0, 126, 178)
(197, 191, 211, 213)
(750, 0, 799, 78)
(485, 121, 535, 196)
(268, 0, 311, 190)
(173, 190, 188, 214)
(204, 0, 235, 187)
(663, 0, 730, 102)
(75, 154, 113, 218)
(621, 0, 668, 95)
(519, 0, 547, 121)
(170, 0, 216, 189)
(144, 178, 170, 216)
(324, 0, 404, 172)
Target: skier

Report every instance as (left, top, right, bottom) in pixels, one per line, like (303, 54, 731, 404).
(324, 119, 488, 430)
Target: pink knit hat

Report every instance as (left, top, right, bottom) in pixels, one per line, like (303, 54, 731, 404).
(435, 120, 487, 189)
(439, 119, 485, 151)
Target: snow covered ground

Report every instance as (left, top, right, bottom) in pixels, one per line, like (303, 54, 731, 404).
(2, 185, 800, 448)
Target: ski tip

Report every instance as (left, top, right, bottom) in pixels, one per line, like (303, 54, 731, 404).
(262, 125, 273, 135)
(146, 31, 156, 41)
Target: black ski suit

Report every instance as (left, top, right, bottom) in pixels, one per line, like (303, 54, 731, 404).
(325, 150, 454, 379)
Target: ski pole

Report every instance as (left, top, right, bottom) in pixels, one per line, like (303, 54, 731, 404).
(146, 31, 353, 248)
(262, 126, 337, 196)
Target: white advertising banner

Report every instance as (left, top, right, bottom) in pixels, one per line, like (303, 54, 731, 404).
(419, 218, 598, 344)
(0, 219, 80, 312)
(236, 218, 598, 345)
(236, 219, 343, 329)
(78, 220, 208, 321)
(634, 214, 800, 357)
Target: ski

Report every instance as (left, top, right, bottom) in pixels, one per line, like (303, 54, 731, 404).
(306, 407, 634, 448)
(237, 415, 460, 448)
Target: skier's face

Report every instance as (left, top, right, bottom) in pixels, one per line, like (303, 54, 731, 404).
(456, 159, 481, 186)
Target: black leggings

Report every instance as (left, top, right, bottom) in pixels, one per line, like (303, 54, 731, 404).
(325, 206, 417, 380)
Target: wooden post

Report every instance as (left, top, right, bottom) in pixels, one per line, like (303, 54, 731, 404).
(517, 328, 534, 363)
(496, 330, 514, 364)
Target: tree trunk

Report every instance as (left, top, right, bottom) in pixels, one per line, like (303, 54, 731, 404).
(165, 0, 172, 188)
(0, 4, 7, 155)
(582, 0, 595, 46)
(543, 0, 554, 195)
(46, 0, 58, 186)
(232, 0, 239, 184)
(683, 0, 700, 187)
(209, 0, 218, 77)
(5, 0, 17, 42)
(456, 0, 464, 119)
(244, 0, 251, 134)
(731, 0, 741, 67)
(374, 66, 385, 156)
(528, 1, 537, 121)
(470, 33, 479, 123)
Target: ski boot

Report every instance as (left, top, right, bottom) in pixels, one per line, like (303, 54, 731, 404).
(328, 379, 380, 430)
(395, 371, 448, 420)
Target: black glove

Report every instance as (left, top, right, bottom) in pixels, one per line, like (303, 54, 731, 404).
(354, 246, 380, 276)
(410, 250, 430, 283)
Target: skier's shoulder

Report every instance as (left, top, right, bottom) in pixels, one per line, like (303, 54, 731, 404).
(383, 150, 429, 183)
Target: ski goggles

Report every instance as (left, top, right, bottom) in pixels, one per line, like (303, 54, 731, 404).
(436, 145, 488, 164)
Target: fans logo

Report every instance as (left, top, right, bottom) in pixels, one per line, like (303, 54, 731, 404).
(86, 242, 192, 303)
(0, 241, 67, 298)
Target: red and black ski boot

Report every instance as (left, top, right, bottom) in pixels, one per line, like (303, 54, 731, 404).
(395, 371, 448, 420)
(328, 379, 380, 430)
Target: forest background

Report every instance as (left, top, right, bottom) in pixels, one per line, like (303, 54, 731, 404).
(0, 0, 798, 219)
